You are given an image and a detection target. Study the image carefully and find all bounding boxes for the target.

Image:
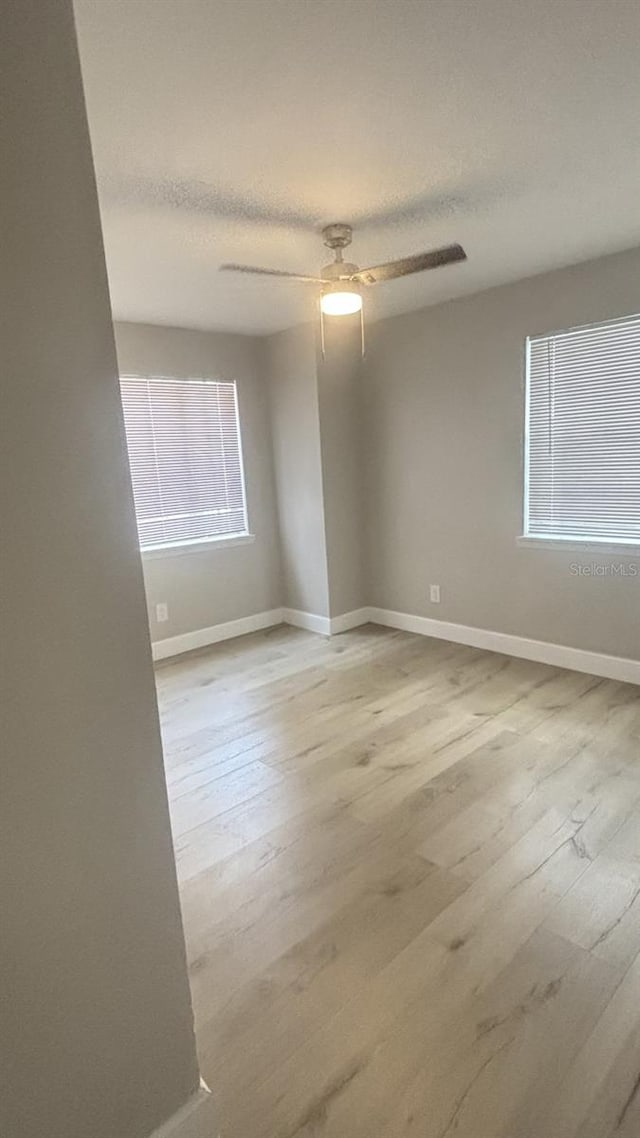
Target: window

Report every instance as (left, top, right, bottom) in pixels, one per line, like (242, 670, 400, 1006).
(120, 376, 248, 550)
(524, 314, 640, 547)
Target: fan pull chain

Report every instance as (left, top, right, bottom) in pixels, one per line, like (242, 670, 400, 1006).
(318, 297, 365, 359)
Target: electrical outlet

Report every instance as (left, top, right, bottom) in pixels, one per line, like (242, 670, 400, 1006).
(155, 602, 169, 623)
(429, 584, 441, 604)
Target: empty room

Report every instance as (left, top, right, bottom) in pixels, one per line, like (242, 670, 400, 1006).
(4, 2, 640, 1138)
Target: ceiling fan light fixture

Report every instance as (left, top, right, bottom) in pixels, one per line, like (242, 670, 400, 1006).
(220, 225, 466, 359)
(320, 282, 363, 316)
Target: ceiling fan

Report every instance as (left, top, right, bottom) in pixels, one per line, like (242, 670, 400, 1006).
(220, 224, 467, 355)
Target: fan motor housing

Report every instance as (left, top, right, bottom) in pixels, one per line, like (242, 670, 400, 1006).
(321, 260, 359, 282)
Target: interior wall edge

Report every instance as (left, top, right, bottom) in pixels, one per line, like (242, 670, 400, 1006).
(147, 1080, 218, 1138)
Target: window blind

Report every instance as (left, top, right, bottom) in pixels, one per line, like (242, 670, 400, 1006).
(525, 314, 640, 544)
(120, 376, 248, 549)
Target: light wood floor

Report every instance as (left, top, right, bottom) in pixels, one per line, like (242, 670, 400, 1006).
(156, 623, 640, 1138)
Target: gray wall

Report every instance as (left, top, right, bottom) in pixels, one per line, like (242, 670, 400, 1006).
(316, 319, 366, 618)
(363, 246, 640, 659)
(264, 320, 366, 621)
(0, 4, 201, 1136)
(265, 324, 331, 617)
(115, 321, 282, 640)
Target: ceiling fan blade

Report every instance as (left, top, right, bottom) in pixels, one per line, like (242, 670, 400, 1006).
(220, 263, 324, 283)
(353, 243, 467, 284)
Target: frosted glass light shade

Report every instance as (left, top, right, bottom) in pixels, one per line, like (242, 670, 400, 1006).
(320, 284, 363, 316)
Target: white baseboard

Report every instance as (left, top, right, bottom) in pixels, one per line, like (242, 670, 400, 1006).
(152, 605, 367, 660)
(152, 608, 284, 661)
(149, 1081, 217, 1138)
(368, 607, 640, 686)
(329, 607, 371, 634)
(281, 607, 332, 635)
(152, 603, 638, 684)
(281, 606, 371, 636)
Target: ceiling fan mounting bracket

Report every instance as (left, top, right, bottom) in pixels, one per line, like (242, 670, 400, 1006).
(322, 223, 353, 252)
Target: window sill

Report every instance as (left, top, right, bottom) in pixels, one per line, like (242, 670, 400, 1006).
(141, 533, 256, 560)
(517, 535, 640, 557)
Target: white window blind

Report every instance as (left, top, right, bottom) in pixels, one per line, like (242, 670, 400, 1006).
(120, 376, 248, 549)
(525, 314, 640, 545)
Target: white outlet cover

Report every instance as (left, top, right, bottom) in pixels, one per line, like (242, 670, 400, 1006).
(156, 603, 169, 622)
(429, 585, 441, 603)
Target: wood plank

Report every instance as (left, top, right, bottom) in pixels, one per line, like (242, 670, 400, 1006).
(153, 623, 640, 1138)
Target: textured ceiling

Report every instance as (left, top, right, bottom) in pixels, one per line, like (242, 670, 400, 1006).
(74, 0, 640, 335)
